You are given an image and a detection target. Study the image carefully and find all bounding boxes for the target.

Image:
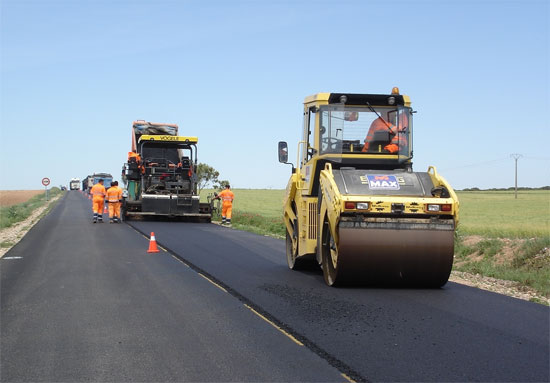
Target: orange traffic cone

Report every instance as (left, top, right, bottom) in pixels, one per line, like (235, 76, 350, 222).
(103, 204, 108, 214)
(147, 232, 160, 253)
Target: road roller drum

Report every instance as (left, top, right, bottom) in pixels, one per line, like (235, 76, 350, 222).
(326, 221, 455, 286)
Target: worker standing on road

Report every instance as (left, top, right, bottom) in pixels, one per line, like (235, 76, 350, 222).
(214, 184, 235, 226)
(106, 181, 123, 223)
(90, 179, 106, 223)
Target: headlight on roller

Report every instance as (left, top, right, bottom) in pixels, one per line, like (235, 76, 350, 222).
(426, 204, 452, 212)
(344, 202, 370, 210)
(356, 202, 369, 210)
(427, 204, 440, 212)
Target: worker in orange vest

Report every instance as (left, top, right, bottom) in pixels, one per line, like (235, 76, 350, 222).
(362, 113, 409, 153)
(128, 151, 141, 163)
(128, 151, 145, 174)
(214, 184, 235, 226)
(106, 181, 123, 223)
(90, 179, 106, 223)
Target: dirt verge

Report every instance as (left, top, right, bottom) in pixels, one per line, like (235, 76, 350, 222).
(0, 190, 45, 207)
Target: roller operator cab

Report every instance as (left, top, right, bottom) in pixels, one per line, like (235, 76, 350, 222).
(122, 121, 212, 221)
(278, 89, 459, 287)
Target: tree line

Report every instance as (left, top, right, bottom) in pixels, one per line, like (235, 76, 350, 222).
(460, 186, 550, 191)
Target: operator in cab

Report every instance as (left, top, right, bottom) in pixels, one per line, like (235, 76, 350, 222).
(362, 113, 409, 153)
(90, 179, 106, 223)
(128, 151, 144, 174)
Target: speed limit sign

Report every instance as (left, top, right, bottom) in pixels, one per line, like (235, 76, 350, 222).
(42, 177, 50, 186)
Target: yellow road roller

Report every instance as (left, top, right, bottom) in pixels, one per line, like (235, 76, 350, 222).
(278, 88, 459, 286)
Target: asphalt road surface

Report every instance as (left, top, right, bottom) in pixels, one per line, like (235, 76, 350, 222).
(1, 191, 549, 382)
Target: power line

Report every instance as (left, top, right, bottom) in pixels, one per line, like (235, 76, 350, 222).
(439, 155, 549, 172)
(439, 157, 509, 171)
(523, 156, 550, 161)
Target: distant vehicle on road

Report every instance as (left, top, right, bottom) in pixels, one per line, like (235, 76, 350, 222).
(69, 178, 80, 190)
(82, 175, 93, 192)
(92, 173, 113, 188)
(82, 173, 113, 192)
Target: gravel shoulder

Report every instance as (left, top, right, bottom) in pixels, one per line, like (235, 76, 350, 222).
(0, 194, 62, 258)
(449, 271, 548, 304)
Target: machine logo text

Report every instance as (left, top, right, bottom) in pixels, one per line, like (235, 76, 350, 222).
(367, 175, 400, 190)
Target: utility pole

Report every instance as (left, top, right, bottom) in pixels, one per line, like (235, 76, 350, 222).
(510, 154, 522, 199)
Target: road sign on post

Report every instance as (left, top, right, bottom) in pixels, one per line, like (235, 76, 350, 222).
(42, 177, 50, 201)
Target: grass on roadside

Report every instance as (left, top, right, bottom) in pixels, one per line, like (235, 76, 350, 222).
(0, 188, 63, 229)
(454, 235, 550, 298)
(1, 241, 15, 248)
(230, 212, 285, 238)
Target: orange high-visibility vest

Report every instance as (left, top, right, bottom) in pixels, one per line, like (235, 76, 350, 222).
(218, 189, 234, 207)
(90, 183, 106, 198)
(106, 186, 123, 202)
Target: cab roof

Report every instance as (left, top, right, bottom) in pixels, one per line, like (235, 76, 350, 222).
(304, 92, 410, 107)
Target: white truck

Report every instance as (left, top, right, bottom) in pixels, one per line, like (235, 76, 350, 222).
(69, 178, 80, 190)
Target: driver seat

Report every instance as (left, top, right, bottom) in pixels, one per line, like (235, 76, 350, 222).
(368, 130, 393, 153)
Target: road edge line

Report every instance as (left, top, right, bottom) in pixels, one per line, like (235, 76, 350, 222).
(125, 221, 369, 383)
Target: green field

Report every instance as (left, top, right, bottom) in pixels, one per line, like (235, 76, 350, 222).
(456, 190, 550, 238)
(203, 188, 549, 239)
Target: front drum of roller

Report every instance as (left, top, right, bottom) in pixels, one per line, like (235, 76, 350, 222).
(336, 226, 455, 287)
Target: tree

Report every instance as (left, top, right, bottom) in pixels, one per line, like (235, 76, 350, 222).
(214, 180, 230, 190)
(196, 163, 220, 193)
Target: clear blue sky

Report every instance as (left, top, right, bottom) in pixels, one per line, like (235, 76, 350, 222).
(1, 0, 548, 190)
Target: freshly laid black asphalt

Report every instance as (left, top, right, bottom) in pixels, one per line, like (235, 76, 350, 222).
(1, 192, 344, 382)
(130, 220, 550, 382)
(1, 192, 549, 382)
